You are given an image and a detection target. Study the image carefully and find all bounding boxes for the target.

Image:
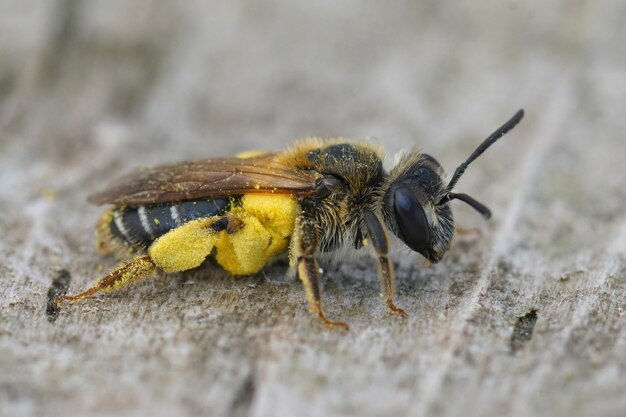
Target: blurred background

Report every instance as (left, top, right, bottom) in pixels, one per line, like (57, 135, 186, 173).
(1, 1, 625, 417)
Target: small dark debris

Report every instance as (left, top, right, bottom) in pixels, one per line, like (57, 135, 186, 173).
(46, 269, 72, 323)
(229, 372, 256, 417)
(496, 259, 513, 274)
(510, 309, 538, 353)
(448, 280, 472, 297)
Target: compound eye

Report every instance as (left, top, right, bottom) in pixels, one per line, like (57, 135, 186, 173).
(394, 186, 431, 253)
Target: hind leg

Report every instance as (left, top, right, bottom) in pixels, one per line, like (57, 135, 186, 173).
(56, 215, 237, 306)
(54, 255, 156, 305)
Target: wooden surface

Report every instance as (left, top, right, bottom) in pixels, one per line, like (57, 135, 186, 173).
(1, 1, 625, 417)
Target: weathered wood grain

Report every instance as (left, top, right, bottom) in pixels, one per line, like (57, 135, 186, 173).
(1, 1, 624, 417)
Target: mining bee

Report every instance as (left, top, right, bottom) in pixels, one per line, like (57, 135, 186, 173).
(55, 110, 524, 330)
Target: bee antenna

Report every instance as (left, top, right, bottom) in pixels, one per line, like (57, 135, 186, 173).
(443, 109, 524, 195)
(438, 192, 492, 219)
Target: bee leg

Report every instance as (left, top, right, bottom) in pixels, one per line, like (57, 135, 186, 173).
(456, 226, 482, 237)
(54, 255, 156, 306)
(293, 216, 349, 331)
(363, 209, 408, 319)
(55, 215, 230, 307)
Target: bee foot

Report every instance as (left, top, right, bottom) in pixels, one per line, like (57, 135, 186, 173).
(386, 300, 408, 319)
(317, 312, 350, 331)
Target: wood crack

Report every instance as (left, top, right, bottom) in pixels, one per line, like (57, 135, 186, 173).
(411, 82, 575, 417)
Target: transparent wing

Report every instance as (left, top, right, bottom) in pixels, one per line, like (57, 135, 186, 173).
(88, 154, 321, 206)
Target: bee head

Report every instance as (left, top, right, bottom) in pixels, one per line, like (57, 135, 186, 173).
(382, 109, 524, 263)
(383, 153, 453, 262)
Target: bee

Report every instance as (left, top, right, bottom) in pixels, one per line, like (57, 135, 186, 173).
(55, 110, 524, 330)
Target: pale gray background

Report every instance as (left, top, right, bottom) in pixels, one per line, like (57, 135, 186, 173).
(1, 1, 625, 417)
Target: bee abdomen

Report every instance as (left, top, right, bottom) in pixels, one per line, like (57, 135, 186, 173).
(109, 197, 231, 249)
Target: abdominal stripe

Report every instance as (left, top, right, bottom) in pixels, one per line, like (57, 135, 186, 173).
(110, 197, 231, 248)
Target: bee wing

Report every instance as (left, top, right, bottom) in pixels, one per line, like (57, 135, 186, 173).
(88, 154, 321, 206)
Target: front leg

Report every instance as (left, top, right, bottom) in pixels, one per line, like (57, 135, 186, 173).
(292, 215, 349, 330)
(363, 209, 408, 318)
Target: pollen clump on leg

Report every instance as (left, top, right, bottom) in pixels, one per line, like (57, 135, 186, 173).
(149, 218, 219, 273)
(105, 256, 156, 292)
(148, 194, 299, 276)
(215, 212, 272, 275)
(215, 195, 299, 274)
(241, 194, 299, 255)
